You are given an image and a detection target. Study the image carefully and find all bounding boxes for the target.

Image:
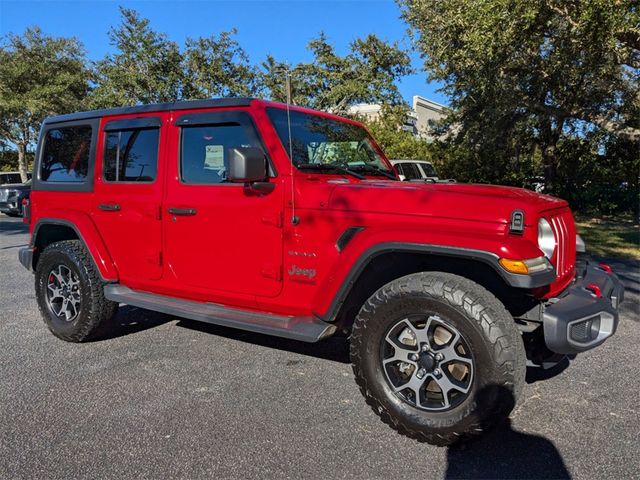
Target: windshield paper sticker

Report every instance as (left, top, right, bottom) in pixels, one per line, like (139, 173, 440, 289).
(204, 145, 224, 170)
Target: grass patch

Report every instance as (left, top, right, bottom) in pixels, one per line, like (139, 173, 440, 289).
(575, 214, 640, 261)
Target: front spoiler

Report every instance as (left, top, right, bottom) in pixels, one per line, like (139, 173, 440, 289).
(543, 261, 624, 354)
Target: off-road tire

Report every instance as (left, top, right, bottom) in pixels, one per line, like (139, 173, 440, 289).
(35, 240, 118, 342)
(350, 271, 526, 446)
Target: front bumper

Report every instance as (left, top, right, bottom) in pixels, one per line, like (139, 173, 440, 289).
(543, 261, 624, 354)
(0, 201, 20, 214)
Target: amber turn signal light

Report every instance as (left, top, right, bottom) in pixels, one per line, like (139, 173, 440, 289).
(499, 256, 551, 275)
(499, 258, 529, 274)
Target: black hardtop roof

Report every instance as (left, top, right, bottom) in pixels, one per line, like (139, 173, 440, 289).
(43, 97, 255, 125)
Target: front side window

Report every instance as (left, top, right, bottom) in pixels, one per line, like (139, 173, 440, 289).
(104, 129, 159, 182)
(40, 126, 92, 182)
(266, 108, 392, 174)
(180, 123, 260, 184)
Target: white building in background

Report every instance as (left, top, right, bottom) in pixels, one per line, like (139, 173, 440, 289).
(348, 95, 447, 140)
(412, 96, 447, 138)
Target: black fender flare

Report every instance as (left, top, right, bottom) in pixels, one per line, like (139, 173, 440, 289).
(27, 217, 118, 281)
(319, 242, 556, 322)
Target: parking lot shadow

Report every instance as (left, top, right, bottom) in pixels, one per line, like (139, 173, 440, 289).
(525, 356, 571, 384)
(175, 318, 351, 364)
(446, 421, 570, 479)
(445, 386, 570, 479)
(93, 306, 173, 341)
(0, 217, 28, 235)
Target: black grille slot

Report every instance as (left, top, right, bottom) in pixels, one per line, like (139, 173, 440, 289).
(570, 321, 590, 342)
(570, 316, 600, 343)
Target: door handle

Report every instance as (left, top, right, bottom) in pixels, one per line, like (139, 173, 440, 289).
(168, 207, 197, 216)
(98, 203, 121, 212)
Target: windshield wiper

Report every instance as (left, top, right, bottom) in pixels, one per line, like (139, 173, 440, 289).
(296, 162, 366, 180)
(349, 164, 398, 180)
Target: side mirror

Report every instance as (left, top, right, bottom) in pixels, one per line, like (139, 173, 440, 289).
(227, 147, 268, 183)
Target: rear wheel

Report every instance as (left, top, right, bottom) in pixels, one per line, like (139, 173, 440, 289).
(350, 272, 526, 445)
(35, 240, 118, 342)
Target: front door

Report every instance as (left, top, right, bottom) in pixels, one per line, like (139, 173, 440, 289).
(92, 114, 167, 282)
(163, 109, 283, 298)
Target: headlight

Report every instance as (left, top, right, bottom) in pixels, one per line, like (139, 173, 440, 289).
(538, 218, 556, 258)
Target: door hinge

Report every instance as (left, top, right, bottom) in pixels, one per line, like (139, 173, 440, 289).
(158, 251, 163, 266)
(156, 205, 162, 220)
(260, 265, 282, 281)
(261, 211, 283, 228)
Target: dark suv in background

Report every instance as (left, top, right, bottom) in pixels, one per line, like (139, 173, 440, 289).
(0, 172, 31, 217)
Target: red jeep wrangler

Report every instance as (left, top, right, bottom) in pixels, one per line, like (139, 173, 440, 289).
(18, 98, 624, 445)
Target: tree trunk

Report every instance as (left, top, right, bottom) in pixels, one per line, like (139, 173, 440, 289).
(541, 143, 558, 193)
(17, 143, 29, 183)
(538, 115, 564, 194)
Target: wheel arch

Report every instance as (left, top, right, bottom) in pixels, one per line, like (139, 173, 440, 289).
(31, 218, 118, 282)
(318, 243, 546, 332)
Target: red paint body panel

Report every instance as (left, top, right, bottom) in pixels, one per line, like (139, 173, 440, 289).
(161, 107, 284, 300)
(28, 99, 578, 319)
(91, 112, 170, 283)
(29, 192, 120, 281)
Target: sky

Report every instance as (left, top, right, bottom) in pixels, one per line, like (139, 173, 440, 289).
(0, 0, 448, 106)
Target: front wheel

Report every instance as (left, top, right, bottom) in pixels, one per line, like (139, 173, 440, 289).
(350, 272, 526, 446)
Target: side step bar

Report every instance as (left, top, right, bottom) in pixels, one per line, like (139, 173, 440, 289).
(104, 285, 336, 343)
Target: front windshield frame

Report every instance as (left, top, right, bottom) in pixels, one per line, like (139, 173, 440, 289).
(266, 107, 394, 176)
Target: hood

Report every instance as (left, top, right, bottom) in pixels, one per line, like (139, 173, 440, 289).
(327, 181, 567, 225)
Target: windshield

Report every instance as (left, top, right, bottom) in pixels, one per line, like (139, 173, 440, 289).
(266, 108, 392, 174)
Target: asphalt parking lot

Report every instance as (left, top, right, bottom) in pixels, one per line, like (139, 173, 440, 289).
(1, 214, 638, 480)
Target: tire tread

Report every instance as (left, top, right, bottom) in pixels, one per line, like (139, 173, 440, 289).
(35, 240, 117, 342)
(350, 271, 526, 446)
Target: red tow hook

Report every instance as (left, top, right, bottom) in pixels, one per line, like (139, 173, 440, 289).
(599, 263, 613, 274)
(21, 198, 30, 224)
(586, 283, 602, 298)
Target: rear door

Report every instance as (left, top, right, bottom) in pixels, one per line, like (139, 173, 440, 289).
(92, 114, 168, 282)
(163, 109, 283, 298)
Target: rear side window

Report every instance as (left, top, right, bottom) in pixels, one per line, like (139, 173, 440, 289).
(420, 163, 436, 177)
(180, 123, 259, 184)
(104, 129, 159, 182)
(40, 126, 92, 182)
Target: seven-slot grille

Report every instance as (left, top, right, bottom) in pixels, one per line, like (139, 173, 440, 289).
(548, 210, 576, 279)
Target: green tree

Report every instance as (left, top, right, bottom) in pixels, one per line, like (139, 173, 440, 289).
(554, 133, 640, 215)
(262, 33, 413, 114)
(91, 7, 183, 108)
(182, 29, 260, 99)
(0, 27, 90, 182)
(399, 0, 640, 191)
